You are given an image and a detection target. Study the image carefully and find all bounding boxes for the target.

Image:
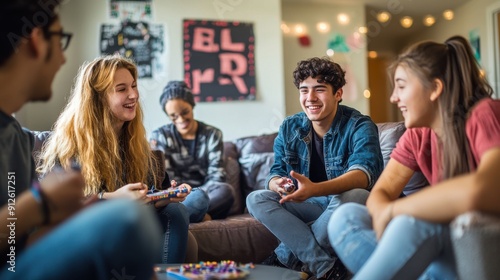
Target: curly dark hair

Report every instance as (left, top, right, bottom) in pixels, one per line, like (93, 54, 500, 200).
(293, 57, 346, 92)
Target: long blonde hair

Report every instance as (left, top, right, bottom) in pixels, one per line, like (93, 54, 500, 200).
(38, 55, 157, 195)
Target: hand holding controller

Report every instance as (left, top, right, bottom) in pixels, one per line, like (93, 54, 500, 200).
(147, 185, 189, 202)
(279, 177, 296, 195)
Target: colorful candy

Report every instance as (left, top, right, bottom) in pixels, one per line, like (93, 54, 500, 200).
(164, 260, 254, 279)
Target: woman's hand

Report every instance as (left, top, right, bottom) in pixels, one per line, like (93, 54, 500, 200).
(372, 202, 394, 240)
(153, 183, 192, 208)
(106, 183, 149, 203)
(366, 160, 413, 239)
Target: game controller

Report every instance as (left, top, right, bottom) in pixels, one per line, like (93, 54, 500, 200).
(147, 185, 189, 201)
(279, 177, 296, 194)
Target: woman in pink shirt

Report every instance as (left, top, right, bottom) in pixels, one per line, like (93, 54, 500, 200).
(328, 35, 500, 279)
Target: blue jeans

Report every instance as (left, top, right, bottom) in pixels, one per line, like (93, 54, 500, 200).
(247, 188, 369, 277)
(199, 181, 234, 220)
(156, 202, 190, 263)
(182, 188, 210, 223)
(328, 203, 457, 280)
(0, 199, 161, 280)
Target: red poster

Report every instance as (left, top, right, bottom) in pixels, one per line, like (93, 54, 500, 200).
(183, 19, 256, 102)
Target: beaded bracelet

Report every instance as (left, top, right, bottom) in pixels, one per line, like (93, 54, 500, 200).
(31, 181, 50, 225)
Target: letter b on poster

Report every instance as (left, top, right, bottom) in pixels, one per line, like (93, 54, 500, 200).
(183, 19, 256, 102)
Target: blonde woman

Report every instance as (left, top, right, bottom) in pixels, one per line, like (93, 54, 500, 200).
(38, 55, 191, 263)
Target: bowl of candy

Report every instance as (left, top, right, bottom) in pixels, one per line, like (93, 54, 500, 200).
(159, 260, 254, 279)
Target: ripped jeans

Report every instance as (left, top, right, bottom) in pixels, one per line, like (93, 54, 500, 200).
(328, 203, 457, 280)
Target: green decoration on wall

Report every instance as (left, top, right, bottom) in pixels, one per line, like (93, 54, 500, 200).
(327, 33, 350, 53)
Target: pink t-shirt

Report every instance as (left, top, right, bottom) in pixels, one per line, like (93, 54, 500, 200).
(391, 98, 500, 185)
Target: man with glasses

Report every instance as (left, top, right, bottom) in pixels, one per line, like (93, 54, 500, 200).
(46, 30, 72, 51)
(0, 1, 161, 279)
(150, 81, 235, 222)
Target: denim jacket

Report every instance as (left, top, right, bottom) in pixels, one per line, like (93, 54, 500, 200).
(266, 105, 383, 190)
(150, 121, 226, 188)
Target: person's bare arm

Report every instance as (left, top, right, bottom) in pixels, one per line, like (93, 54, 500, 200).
(1, 170, 85, 252)
(366, 159, 414, 239)
(0, 191, 43, 252)
(390, 147, 500, 222)
(101, 183, 149, 201)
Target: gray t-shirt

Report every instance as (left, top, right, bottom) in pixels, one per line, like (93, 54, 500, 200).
(0, 110, 35, 264)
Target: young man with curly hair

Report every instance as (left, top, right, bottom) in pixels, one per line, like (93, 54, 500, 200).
(247, 57, 383, 280)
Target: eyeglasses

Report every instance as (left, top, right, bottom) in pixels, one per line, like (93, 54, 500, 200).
(168, 109, 192, 121)
(45, 30, 73, 51)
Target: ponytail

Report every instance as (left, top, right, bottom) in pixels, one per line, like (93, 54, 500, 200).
(391, 36, 493, 180)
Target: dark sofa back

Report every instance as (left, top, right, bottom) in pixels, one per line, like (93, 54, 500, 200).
(234, 133, 277, 198)
(222, 133, 278, 216)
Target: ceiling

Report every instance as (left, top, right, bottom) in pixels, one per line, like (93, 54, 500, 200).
(282, 0, 471, 53)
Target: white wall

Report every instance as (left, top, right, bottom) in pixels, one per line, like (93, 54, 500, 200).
(17, 0, 285, 141)
(281, 2, 369, 116)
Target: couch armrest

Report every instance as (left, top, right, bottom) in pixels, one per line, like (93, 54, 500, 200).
(451, 212, 500, 280)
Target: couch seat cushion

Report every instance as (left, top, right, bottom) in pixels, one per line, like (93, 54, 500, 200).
(189, 214, 278, 263)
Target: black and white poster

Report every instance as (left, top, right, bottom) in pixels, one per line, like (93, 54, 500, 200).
(100, 20, 163, 78)
(110, 0, 152, 21)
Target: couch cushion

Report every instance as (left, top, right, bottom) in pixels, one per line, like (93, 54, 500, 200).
(234, 133, 277, 199)
(189, 214, 279, 263)
(224, 141, 239, 160)
(234, 133, 277, 155)
(225, 156, 243, 215)
(377, 122, 406, 167)
(376, 122, 428, 195)
(238, 153, 275, 197)
(223, 141, 244, 215)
